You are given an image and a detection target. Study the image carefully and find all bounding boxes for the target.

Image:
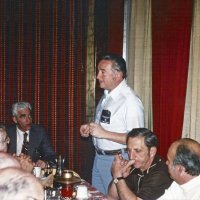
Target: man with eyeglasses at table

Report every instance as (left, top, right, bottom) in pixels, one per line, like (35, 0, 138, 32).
(6, 101, 56, 168)
(0, 124, 10, 152)
(0, 124, 34, 173)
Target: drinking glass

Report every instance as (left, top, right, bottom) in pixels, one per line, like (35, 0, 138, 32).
(45, 187, 60, 200)
(60, 184, 73, 199)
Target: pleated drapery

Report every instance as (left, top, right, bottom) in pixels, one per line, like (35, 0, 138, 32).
(182, 0, 200, 141)
(152, 0, 193, 158)
(127, 0, 152, 130)
(0, 0, 93, 182)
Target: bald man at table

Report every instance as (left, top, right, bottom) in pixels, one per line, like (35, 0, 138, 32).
(0, 167, 44, 200)
(157, 138, 200, 200)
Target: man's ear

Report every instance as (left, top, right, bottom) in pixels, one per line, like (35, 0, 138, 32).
(178, 165, 186, 176)
(150, 147, 157, 158)
(12, 116, 17, 124)
(115, 71, 123, 81)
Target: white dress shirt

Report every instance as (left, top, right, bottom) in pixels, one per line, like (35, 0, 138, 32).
(16, 127, 29, 155)
(93, 79, 144, 150)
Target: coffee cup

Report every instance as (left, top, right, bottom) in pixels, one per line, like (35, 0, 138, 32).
(75, 185, 89, 199)
(33, 166, 42, 178)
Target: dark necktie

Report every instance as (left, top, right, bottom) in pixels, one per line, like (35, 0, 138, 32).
(21, 132, 29, 154)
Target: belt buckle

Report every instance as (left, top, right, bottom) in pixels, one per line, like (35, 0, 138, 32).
(105, 149, 120, 155)
(96, 147, 105, 155)
(101, 149, 106, 155)
(95, 147, 126, 155)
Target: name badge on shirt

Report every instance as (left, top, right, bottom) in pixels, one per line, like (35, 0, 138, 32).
(100, 110, 111, 124)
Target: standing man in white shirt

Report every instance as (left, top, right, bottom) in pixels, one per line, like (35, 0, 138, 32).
(80, 53, 144, 194)
(157, 138, 200, 200)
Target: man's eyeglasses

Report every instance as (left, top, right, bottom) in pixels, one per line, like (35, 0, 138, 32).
(0, 135, 10, 144)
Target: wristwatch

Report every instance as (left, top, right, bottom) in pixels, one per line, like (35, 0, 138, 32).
(113, 177, 124, 184)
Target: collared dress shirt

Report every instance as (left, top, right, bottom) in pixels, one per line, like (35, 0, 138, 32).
(93, 79, 144, 150)
(157, 175, 200, 200)
(126, 155, 172, 200)
(7, 124, 56, 163)
(16, 127, 30, 156)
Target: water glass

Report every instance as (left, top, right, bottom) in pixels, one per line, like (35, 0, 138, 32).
(45, 187, 60, 200)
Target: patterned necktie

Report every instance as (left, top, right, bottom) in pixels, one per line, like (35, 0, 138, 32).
(21, 132, 29, 154)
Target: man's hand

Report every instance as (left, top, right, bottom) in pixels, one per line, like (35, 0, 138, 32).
(13, 153, 35, 173)
(80, 124, 90, 137)
(80, 122, 107, 138)
(35, 159, 47, 169)
(112, 154, 135, 178)
(89, 122, 107, 138)
(109, 155, 141, 200)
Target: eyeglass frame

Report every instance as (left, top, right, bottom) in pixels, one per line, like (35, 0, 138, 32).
(0, 135, 10, 144)
(27, 197, 40, 200)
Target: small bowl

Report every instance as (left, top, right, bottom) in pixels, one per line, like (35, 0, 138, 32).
(54, 170, 81, 184)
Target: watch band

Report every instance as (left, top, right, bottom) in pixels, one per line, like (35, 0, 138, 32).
(113, 177, 124, 184)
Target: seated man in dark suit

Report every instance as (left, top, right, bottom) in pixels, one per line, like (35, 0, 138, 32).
(7, 101, 56, 168)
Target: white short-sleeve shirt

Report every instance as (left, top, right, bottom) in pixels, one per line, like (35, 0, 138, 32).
(93, 79, 144, 150)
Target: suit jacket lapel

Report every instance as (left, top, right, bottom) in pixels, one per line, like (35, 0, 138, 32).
(28, 127, 37, 155)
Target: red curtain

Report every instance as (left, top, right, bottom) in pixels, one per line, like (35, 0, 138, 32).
(95, 0, 124, 57)
(94, 0, 124, 101)
(0, 0, 93, 181)
(152, 0, 193, 158)
(107, 0, 124, 55)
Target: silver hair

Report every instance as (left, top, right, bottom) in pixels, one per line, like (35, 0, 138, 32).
(0, 152, 21, 169)
(0, 167, 44, 200)
(12, 102, 32, 116)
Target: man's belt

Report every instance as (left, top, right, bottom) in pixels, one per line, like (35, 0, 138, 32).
(95, 147, 127, 156)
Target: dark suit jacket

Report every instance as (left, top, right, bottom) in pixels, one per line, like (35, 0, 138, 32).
(7, 124, 56, 163)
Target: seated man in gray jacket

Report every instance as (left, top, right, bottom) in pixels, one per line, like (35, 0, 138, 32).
(7, 101, 56, 168)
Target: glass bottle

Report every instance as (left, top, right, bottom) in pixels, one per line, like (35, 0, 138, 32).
(53, 155, 63, 189)
(55, 154, 62, 177)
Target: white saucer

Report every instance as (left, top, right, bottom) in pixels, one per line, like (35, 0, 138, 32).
(76, 193, 91, 199)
